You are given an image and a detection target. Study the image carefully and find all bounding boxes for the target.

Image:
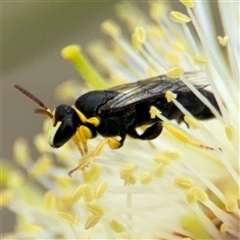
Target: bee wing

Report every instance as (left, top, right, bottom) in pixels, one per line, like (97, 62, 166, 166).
(102, 71, 209, 112)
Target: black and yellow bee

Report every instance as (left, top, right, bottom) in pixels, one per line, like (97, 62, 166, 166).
(14, 71, 219, 173)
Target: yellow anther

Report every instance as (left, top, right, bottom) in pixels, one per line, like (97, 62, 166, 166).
(170, 11, 191, 24)
(173, 43, 185, 52)
(166, 66, 184, 78)
(186, 187, 198, 204)
(179, 0, 194, 8)
(109, 219, 126, 233)
(120, 164, 137, 179)
(61, 45, 81, 60)
(163, 149, 181, 160)
(166, 53, 181, 65)
(125, 175, 137, 185)
(220, 222, 228, 233)
(84, 215, 101, 230)
(149, 2, 165, 21)
(225, 124, 235, 141)
(147, 26, 163, 38)
(155, 163, 166, 177)
(153, 155, 171, 164)
(0, 190, 14, 206)
(165, 91, 177, 102)
(193, 55, 209, 66)
(150, 106, 162, 119)
(101, 20, 121, 37)
(44, 191, 56, 209)
(140, 172, 153, 185)
(13, 138, 31, 166)
(195, 186, 208, 202)
(131, 32, 142, 52)
(225, 198, 238, 212)
(31, 155, 52, 177)
(70, 184, 85, 204)
(82, 184, 95, 203)
(58, 212, 79, 224)
(7, 171, 24, 189)
(95, 182, 108, 199)
(174, 176, 194, 190)
(83, 163, 102, 183)
(184, 116, 201, 129)
(85, 203, 105, 216)
(217, 36, 229, 46)
(135, 27, 146, 43)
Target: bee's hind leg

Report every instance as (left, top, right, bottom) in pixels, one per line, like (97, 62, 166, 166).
(128, 122, 163, 140)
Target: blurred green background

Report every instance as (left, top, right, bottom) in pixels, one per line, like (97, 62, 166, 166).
(2, 1, 121, 234)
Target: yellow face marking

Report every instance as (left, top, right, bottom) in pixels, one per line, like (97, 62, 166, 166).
(47, 121, 62, 146)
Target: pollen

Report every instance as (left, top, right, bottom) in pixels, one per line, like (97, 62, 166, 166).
(149, 2, 166, 21)
(193, 54, 209, 66)
(82, 184, 95, 203)
(84, 215, 101, 230)
(70, 184, 85, 204)
(131, 32, 142, 52)
(140, 172, 153, 185)
(44, 191, 56, 209)
(135, 27, 146, 43)
(109, 219, 126, 233)
(30, 155, 52, 177)
(179, 0, 194, 8)
(217, 36, 229, 46)
(120, 164, 137, 185)
(155, 163, 166, 177)
(13, 138, 31, 167)
(174, 176, 194, 190)
(225, 124, 235, 141)
(58, 212, 79, 225)
(170, 11, 191, 24)
(184, 116, 201, 129)
(0, 190, 14, 206)
(195, 186, 208, 202)
(120, 164, 137, 179)
(220, 222, 228, 233)
(150, 106, 162, 119)
(153, 155, 171, 164)
(165, 91, 177, 102)
(186, 187, 197, 204)
(166, 53, 181, 65)
(163, 149, 181, 160)
(101, 20, 121, 37)
(166, 66, 184, 78)
(225, 198, 238, 212)
(95, 181, 108, 199)
(85, 203, 105, 216)
(83, 163, 102, 183)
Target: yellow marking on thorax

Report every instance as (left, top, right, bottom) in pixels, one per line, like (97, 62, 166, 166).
(72, 105, 100, 127)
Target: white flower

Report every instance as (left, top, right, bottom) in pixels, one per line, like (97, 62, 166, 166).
(2, 1, 239, 239)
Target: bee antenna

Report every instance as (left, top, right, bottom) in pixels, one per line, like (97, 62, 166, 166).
(34, 108, 53, 119)
(14, 84, 48, 110)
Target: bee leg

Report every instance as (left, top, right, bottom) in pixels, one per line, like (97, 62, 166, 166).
(69, 134, 127, 176)
(129, 122, 163, 140)
(94, 134, 126, 157)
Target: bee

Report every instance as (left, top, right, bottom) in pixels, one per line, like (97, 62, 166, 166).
(14, 71, 219, 175)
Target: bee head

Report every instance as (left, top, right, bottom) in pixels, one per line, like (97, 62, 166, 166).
(14, 84, 79, 148)
(48, 104, 79, 148)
